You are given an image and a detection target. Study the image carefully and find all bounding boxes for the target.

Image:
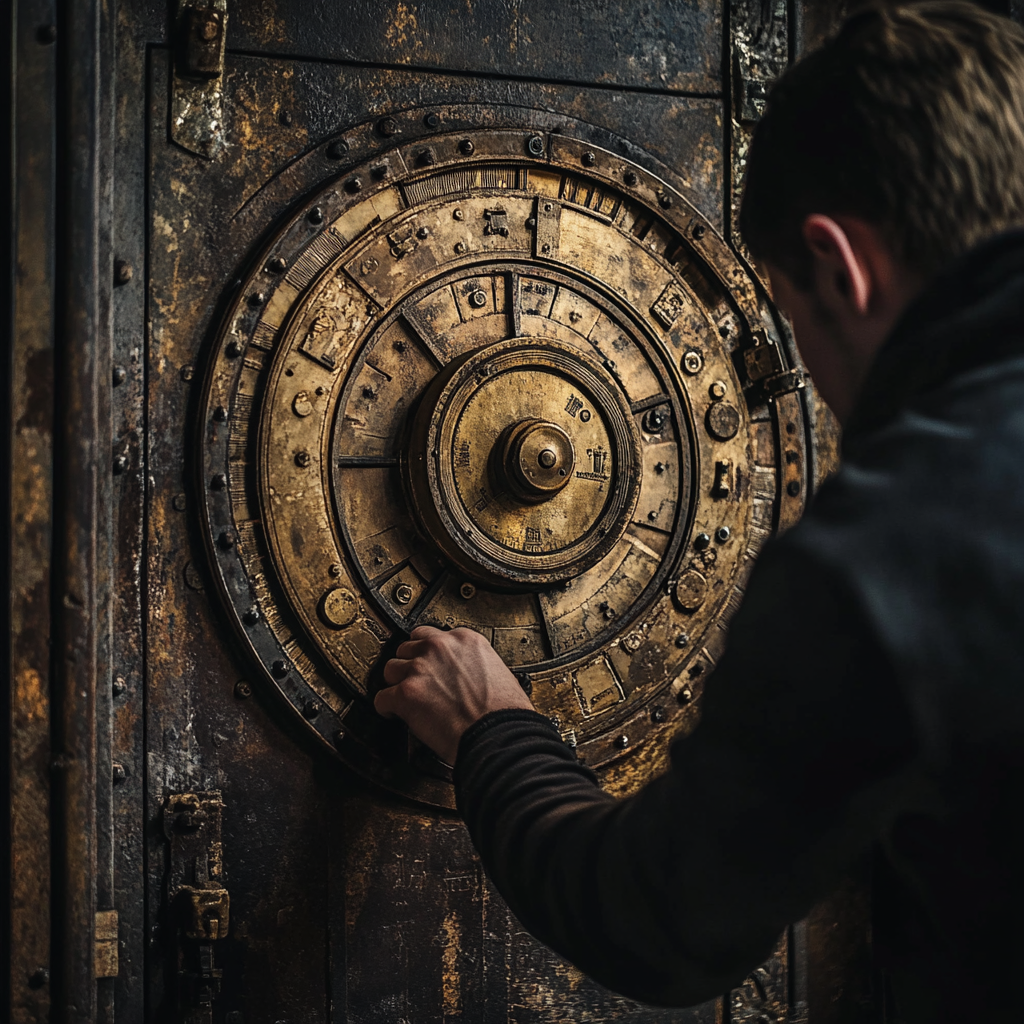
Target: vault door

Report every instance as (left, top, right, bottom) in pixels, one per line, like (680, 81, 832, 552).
(144, 24, 822, 1024)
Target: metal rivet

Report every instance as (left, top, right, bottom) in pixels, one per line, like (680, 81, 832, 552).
(468, 289, 487, 308)
(344, 177, 362, 194)
(172, 493, 187, 511)
(458, 139, 475, 155)
(692, 223, 706, 240)
(715, 526, 731, 543)
(525, 217, 537, 229)
(113, 366, 127, 386)
(334, 729, 346, 746)
(213, 405, 228, 422)
(424, 112, 441, 129)
(247, 292, 265, 307)
(114, 259, 133, 286)
(709, 381, 727, 401)
(677, 686, 693, 705)
(624, 169, 638, 186)
(294, 450, 311, 468)
(614, 734, 629, 750)
(453, 209, 464, 221)
(303, 701, 321, 719)
(394, 583, 414, 605)
(371, 163, 389, 181)
(658, 193, 673, 209)
(36, 25, 57, 44)
(460, 582, 476, 600)
(329, 563, 343, 577)
(112, 763, 127, 783)
(113, 454, 129, 474)
(417, 226, 430, 239)
(326, 139, 349, 159)
(719, 324, 731, 338)
(266, 256, 287, 273)
(675, 633, 689, 648)
(279, 110, 293, 126)
(527, 135, 544, 156)
(378, 116, 399, 136)
(271, 659, 290, 678)
(651, 706, 667, 723)
(581, 151, 596, 167)
(242, 607, 260, 625)
(112, 677, 127, 698)
(787, 480, 801, 497)
(308, 206, 324, 224)
(225, 341, 242, 358)
(683, 349, 703, 375)
(655, 461, 667, 474)
(234, 680, 252, 699)
(218, 530, 235, 549)
(694, 532, 711, 550)
(211, 473, 227, 490)
(454, 242, 467, 254)
(642, 406, 668, 434)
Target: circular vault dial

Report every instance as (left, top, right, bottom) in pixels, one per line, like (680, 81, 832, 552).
(200, 110, 808, 808)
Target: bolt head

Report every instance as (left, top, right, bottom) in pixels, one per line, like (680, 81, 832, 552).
(787, 480, 801, 497)
(694, 532, 711, 551)
(218, 530, 235, 549)
(308, 206, 324, 224)
(424, 112, 441, 129)
(658, 193, 673, 209)
(709, 381, 727, 401)
(682, 349, 703, 375)
(677, 686, 693, 705)
(113, 366, 127, 386)
(247, 291, 265, 307)
(624, 169, 638, 186)
(453, 209, 464, 221)
(213, 405, 228, 422)
(460, 582, 476, 600)
(112, 763, 127, 783)
(112, 677, 127, 698)
(715, 526, 731, 543)
(303, 701, 321, 719)
(692, 223, 706, 240)
(378, 116, 399, 136)
(675, 633, 689, 648)
(468, 289, 487, 308)
(326, 139, 349, 159)
(271, 659, 290, 678)
(225, 341, 242, 358)
(113, 454, 129, 474)
(581, 151, 596, 167)
(417, 226, 430, 239)
(294, 450, 311, 468)
(527, 135, 545, 156)
(614, 734, 629, 750)
(243, 607, 260, 625)
(651, 706, 667, 723)
(211, 473, 227, 490)
(344, 177, 362, 194)
(458, 138, 475, 155)
(454, 242, 467, 254)
(267, 256, 287, 273)
(114, 259, 133, 285)
(394, 583, 414, 605)
(234, 680, 252, 699)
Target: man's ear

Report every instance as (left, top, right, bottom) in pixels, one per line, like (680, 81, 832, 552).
(802, 214, 871, 316)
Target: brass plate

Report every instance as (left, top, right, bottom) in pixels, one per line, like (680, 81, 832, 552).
(199, 110, 807, 808)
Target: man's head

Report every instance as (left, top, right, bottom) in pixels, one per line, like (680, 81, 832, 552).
(740, 2, 1024, 421)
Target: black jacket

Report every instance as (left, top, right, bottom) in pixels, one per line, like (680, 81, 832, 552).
(454, 231, 1024, 1023)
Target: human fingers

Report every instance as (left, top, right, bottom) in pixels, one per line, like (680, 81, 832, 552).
(408, 624, 445, 642)
(394, 637, 435, 660)
(382, 655, 419, 686)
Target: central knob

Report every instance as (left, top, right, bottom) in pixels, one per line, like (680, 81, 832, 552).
(500, 419, 576, 504)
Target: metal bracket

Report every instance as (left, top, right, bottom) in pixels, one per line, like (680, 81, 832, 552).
(171, 1, 229, 159)
(164, 791, 229, 1021)
(732, 0, 788, 124)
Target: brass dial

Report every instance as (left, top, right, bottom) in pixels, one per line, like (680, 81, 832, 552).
(199, 110, 808, 807)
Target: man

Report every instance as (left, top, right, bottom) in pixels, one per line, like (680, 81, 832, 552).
(375, 4, 1024, 1020)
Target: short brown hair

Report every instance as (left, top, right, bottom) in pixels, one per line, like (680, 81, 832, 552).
(740, 2, 1024, 286)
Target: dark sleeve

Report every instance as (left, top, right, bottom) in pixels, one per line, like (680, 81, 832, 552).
(454, 544, 917, 1007)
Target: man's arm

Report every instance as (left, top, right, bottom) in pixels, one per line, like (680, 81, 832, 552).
(376, 544, 917, 1005)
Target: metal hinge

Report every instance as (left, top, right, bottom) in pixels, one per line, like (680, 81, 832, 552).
(743, 330, 805, 398)
(94, 909, 119, 978)
(164, 791, 230, 1021)
(171, 1, 229, 159)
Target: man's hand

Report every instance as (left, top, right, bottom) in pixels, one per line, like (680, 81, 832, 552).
(375, 625, 535, 766)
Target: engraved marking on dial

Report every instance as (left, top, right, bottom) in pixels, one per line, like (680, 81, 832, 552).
(652, 283, 689, 329)
(672, 569, 708, 613)
(707, 402, 740, 441)
(321, 587, 358, 629)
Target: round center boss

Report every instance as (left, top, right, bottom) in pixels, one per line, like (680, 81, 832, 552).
(200, 108, 809, 808)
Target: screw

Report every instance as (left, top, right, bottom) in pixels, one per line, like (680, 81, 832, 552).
(172, 493, 187, 511)
(295, 450, 311, 468)
(308, 206, 324, 224)
(113, 366, 127, 386)
(345, 177, 362, 194)
(682, 350, 703, 375)
(271, 659, 290, 678)
(538, 449, 557, 469)
(112, 677, 127, 698)
(416, 226, 430, 240)
(624, 169, 638, 186)
(658, 193, 673, 209)
(218, 530, 235, 549)
(213, 405, 228, 422)
(453, 209, 464, 221)
(675, 633, 689, 648)
(677, 686, 693, 705)
(267, 256, 287, 273)
(394, 583, 414, 605)
(527, 135, 545, 156)
(454, 242, 467, 254)
(580, 409, 591, 422)
(655, 462, 667, 474)
(211, 473, 227, 490)
(694, 532, 711, 550)
(652, 706, 667, 723)
(113, 453, 128, 474)
(709, 381, 727, 401)
(378, 116, 399, 136)
(279, 110, 293, 126)
(424, 112, 441, 129)
(468, 289, 487, 308)
(303, 700, 321, 719)
(458, 139, 475, 155)
(243, 607, 260, 625)
(247, 292, 265, 307)
(28, 967, 49, 988)
(460, 582, 476, 600)
(787, 480, 801, 497)
(334, 729, 346, 746)
(326, 139, 349, 159)
(581, 151, 596, 167)
(692, 223, 706, 240)
(225, 340, 242, 358)
(614, 734, 629, 750)
(234, 680, 252, 699)
(715, 526, 731, 543)
(114, 259, 133, 286)
(112, 763, 127, 784)
(36, 25, 57, 44)
(643, 406, 668, 434)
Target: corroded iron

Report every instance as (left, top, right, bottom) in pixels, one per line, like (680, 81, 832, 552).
(199, 116, 808, 807)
